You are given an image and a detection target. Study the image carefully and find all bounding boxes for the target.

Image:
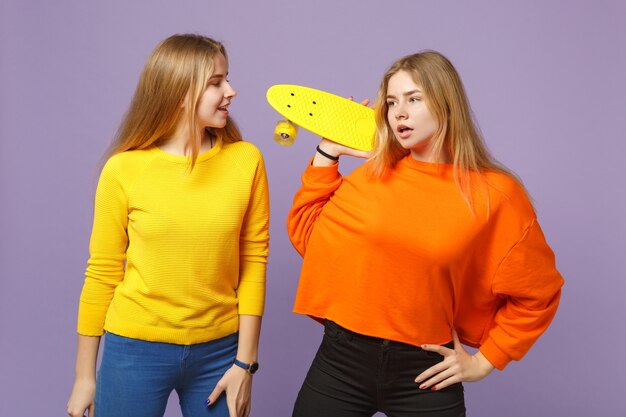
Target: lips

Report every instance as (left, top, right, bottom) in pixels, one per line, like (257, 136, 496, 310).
(396, 124, 413, 139)
(218, 102, 231, 112)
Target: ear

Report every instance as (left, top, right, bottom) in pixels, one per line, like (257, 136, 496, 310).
(180, 92, 189, 109)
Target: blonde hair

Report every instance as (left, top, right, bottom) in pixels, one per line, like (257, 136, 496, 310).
(103, 34, 241, 170)
(369, 51, 519, 211)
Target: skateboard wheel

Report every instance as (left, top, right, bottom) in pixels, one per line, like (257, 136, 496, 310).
(273, 119, 298, 146)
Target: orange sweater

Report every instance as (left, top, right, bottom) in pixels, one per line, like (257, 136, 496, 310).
(287, 155, 563, 370)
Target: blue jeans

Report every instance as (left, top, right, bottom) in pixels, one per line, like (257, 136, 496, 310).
(95, 332, 238, 417)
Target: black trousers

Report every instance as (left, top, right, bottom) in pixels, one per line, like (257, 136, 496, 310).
(292, 321, 466, 417)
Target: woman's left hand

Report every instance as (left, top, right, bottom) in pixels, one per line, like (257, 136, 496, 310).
(415, 329, 495, 390)
(206, 365, 252, 417)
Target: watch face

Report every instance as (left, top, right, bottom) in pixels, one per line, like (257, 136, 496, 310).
(249, 362, 259, 374)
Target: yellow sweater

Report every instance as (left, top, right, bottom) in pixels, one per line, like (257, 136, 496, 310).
(77, 140, 269, 344)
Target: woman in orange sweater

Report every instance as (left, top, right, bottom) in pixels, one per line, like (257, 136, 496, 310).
(287, 51, 563, 416)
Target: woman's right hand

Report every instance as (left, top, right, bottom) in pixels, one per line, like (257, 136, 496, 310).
(312, 98, 372, 166)
(66, 378, 95, 417)
(318, 137, 371, 159)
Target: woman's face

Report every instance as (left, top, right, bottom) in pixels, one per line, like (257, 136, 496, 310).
(386, 70, 439, 162)
(196, 53, 237, 129)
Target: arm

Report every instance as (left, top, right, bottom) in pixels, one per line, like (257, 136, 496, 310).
(235, 315, 262, 365)
(207, 315, 261, 417)
(68, 158, 129, 415)
(479, 218, 564, 369)
(66, 335, 100, 417)
(236, 150, 270, 318)
(207, 150, 269, 417)
(287, 138, 369, 255)
(415, 330, 494, 391)
(417, 219, 563, 389)
(77, 158, 129, 336)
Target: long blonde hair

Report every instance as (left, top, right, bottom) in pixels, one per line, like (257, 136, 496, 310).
(103, 34, 241, 170)
(369, 51, 518, 211)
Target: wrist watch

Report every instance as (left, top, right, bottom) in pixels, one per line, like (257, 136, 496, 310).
(233, 358, 259, 375)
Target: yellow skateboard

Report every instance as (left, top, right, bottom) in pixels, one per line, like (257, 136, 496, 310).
(266, 84, 375, 151)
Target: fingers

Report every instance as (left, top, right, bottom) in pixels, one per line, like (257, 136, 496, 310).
(418, 364, 459, 389)
(208, 369, 251, 417)
(420, 343, 452, 356)
(226, 398, 237, 417)
(347, 96, 371, 108)
(449, 330, 470, 360)
(415, 354, 465, 391)
(346, 149, 371, 159)
(206, 380, 225, 408)
(66, 404, 90, 417)
(66, 409, 86, 417)
(318, 138, 370, 160)
(424, 371, 462, 391)
(415, 336, 494, 390)
(415, 359, 449, 384)
(226, 396, 250, 417)
(451, 329, 462, 351)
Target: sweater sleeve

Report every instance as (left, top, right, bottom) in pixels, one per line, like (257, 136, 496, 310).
(286, 159, 343, 256)
(77, 158, 129, 336)
(479, 218, 564, 370)
(237, 153, 270, 316)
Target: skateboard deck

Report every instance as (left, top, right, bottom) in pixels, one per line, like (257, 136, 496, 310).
(266, 84, 375, 151)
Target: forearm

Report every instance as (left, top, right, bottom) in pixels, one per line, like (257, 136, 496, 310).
(313, 137, 371, 167)
(74, 334, 101, 380)
(312, 140, 340, 167)
(236, 315, 262, 363)
(287, 145, 345, 254)
(474, 350, 495, 375)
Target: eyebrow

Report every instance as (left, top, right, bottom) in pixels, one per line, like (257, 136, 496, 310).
(209, 72, 228, 79)
(386, 89, 422, 99)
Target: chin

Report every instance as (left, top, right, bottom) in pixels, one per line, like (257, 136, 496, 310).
(212, 120, 228, 129)
(396, 140, 416, 150)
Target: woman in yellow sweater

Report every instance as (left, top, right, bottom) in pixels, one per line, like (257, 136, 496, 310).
(66, 34, 269, 417)
(288, 51, 563, 416)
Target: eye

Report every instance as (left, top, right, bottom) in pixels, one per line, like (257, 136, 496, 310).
(387, 100, 397, 107)
(207, 78, 224, 87)
(409, 97, 421, 103)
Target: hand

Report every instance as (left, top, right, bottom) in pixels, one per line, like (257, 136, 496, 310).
(328, 97, 372, 159)
(317, 137, 371, 160)
(313, 98, 372, 166)
(415, 329, 495, 391)
(207, 365, 253, 417)
(66, 378, 95, 417)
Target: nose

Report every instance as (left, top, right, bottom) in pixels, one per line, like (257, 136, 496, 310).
(394, 104, 407, 120)
(225, 81, 237, 99)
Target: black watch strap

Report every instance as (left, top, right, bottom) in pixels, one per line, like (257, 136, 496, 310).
(233, 358, 259, 374)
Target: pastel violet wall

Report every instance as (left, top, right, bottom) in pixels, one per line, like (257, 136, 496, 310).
(1, 1, 624, 416)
